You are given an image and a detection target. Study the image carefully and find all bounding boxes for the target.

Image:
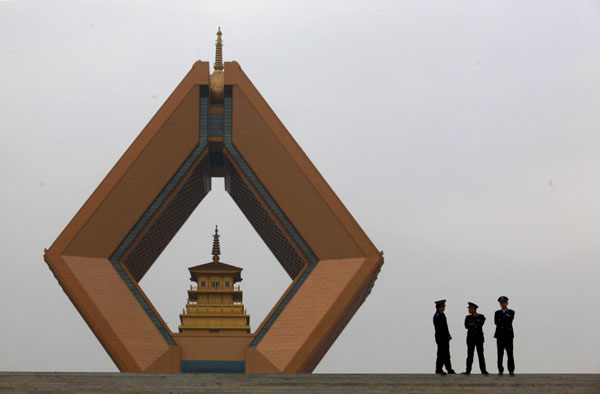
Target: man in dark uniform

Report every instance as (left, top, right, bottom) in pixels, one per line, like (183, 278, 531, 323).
(433, 299, 456, 375)
(494, 296, 515, 375)
(463, 302, 488, 375)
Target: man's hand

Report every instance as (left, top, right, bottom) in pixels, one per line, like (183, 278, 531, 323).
(448, 336, 452, 341)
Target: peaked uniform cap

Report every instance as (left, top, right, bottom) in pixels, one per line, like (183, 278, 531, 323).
(468, 302, 479, 309)
(498, 296, 509, 303)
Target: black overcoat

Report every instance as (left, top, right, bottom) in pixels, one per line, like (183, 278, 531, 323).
(465, 313, 486, 344)
(494, 309, 515, 339)
(433, 311, 450, 343)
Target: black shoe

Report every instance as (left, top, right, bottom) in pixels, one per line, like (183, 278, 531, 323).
(461, 371, 470, 375)
(509, 372, 515, 376)
(435, 370, 447, 375)
(482, 371, 489, 375)
(447, 370, 456, 374)
(498, 371, 504, 376)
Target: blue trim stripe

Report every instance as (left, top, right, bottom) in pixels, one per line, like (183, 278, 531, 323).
(222, 85, 319, 347)
(199, 85, 209, 146)
(108, 85, 210, 347)
(180, 360, 245, 373)
(209, 113, 224, 137)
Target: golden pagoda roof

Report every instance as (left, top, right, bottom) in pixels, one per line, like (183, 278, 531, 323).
(188, 262, 242, 283)
(188, 261, 242, 273)
(188, 226, 243, 282)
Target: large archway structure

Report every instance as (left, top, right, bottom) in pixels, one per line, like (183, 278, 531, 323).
(44, 56, 383, 373)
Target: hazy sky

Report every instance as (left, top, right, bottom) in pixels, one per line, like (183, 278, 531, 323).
(1, 1, 599, 373)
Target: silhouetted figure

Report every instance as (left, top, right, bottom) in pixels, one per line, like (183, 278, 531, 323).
(494, 296, 515, 376)
(433, 299, 455, 375)
(463, 302, 488, 375)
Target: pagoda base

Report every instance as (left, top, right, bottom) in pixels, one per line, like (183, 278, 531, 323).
(171, 332, 254, 373)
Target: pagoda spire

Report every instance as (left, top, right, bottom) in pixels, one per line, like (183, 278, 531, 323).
(210, 27, 225, 103)
(214, 27, 224, 71)
(212, 226, 221, 263)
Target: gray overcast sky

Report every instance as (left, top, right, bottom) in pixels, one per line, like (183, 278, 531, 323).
(1, 0, 599, 373)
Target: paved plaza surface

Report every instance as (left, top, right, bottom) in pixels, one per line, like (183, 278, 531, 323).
(1, 372, 599, 393)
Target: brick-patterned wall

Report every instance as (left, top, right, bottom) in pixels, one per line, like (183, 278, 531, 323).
(123, 158, 210, 281)
(301, 259, 383, 373)
(226, 162, 306, 279)
(254, 259, 364, 371)
(63, 256, 170, 371)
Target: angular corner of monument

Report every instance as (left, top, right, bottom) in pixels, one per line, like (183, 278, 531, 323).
(144, 346, 181, 373)
(245, 347, 283, 374)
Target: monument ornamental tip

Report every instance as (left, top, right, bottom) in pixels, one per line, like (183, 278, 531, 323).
(43, 28, 383, 374)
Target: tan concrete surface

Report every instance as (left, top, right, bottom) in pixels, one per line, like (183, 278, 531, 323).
(1, 372, 598, 393)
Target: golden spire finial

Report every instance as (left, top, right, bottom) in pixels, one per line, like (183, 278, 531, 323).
(214, 27, 224, 71)
(211, 225, 221, 263)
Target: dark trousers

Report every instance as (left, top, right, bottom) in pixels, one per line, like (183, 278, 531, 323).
(436, 340, 453, 372)
(496, 337, 515, 373)
(466, 341, 487, 373)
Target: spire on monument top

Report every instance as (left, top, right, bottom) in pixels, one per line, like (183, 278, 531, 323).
(210, 27, 225, 103)
(212, 225, 221, 263)
(214, 27, 224, 71)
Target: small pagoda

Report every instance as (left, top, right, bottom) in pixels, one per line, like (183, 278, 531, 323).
(178, 226, 250, 334)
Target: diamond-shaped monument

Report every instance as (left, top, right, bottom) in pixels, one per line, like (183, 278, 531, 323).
(44, 29, 383, 373)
